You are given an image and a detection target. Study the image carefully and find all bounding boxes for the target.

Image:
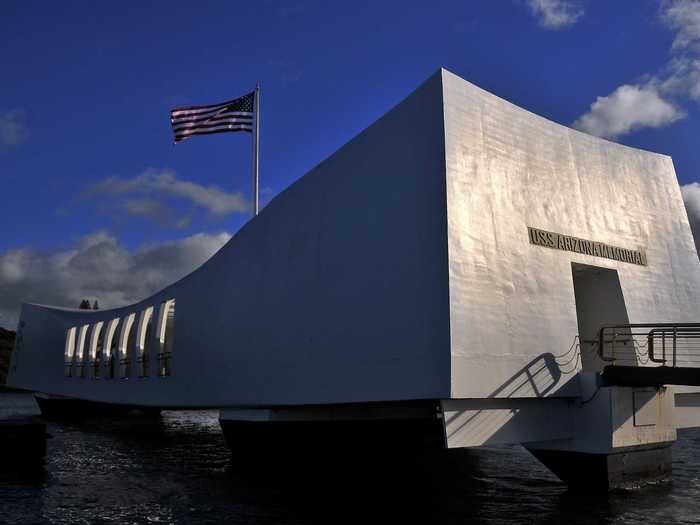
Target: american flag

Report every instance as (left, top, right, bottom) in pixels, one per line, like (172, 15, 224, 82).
(170, 92, 255, 143)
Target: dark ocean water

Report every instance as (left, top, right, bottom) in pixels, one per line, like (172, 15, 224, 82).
(2, 403, 700, 524)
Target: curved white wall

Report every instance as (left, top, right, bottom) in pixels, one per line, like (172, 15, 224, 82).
(8, 70, 700, 408)
(8, 72, 451, 408)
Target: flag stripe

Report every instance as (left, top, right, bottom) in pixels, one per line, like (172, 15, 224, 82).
(173, 118, 252, 133)
(173, 112, 252, 125)
(171, 111, 253, 128)
(174, 126, 252, 142)
(170, 91, 254, 143)
(171, 104, 232, 119)
(174, 120, 253, 135)
(176, 122, 252, 136)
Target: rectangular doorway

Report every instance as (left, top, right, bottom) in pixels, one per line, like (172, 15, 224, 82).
(571, 263, 633, 372)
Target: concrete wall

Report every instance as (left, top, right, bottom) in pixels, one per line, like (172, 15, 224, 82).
(442, 69, 700, 399)
(8, 72, 451, 407)
(8, 69, 700, 410)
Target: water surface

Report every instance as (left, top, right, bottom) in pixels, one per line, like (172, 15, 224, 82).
(2, 399, 700, 524)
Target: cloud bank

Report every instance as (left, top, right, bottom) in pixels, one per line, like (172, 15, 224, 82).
(574, 0, 700, 139)
(572, 84, 685, 138)
(0, 231, 231, 329)
(663, 0, 700, 50)
(682, 182, 700, 255)
(526, 0, 583, 29)
(82, 169, 248, 229)
(88, 169, 248, 216)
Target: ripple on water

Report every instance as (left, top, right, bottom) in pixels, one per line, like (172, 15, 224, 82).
(2, 405, 700, 524)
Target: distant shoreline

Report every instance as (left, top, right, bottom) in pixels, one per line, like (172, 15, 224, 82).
(0, 385, 32, 393)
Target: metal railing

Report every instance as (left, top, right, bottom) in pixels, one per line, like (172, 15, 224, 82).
(598, 323, 700, 365)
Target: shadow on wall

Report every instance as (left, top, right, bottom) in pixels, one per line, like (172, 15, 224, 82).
(489, 352, 564, 398)
(489, 338, 584, 398)
(444, 263, 636, 446)
(443, 342, 585, 446)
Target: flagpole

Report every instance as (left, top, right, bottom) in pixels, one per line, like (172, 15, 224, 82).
(252, 83, 260, 217)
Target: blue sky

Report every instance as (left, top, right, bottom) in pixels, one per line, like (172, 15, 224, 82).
(2, 0, 700, 327)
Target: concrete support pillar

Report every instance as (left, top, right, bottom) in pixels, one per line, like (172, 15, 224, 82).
(527, 443, 672, 490)
(525, 383, 676, 490)
(219, 403, 444, 456)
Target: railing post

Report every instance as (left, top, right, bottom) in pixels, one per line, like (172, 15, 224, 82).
(673, 326, 677, 367)
(662, 332, 666, 366)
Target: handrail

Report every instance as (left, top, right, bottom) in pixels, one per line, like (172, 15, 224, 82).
(598, 323, 700, 365)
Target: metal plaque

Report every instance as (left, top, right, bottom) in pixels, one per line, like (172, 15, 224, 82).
(527, 226, 647, 266)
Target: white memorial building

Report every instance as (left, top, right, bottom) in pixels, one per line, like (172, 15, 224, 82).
(9, 69, 700, 489)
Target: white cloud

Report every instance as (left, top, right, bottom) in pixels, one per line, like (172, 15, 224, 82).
(572, 84, 685, 138)
(86, 169, 249, 225)
(526, 0, 583, 29)
(682, 182, 700, 254)
(659, 2, 700, 100)
(0, 109, 29, 148)
(120, 197, 191, 229)
(573, 1, 700, 139)
(658, 57, 700, 100)
(0, 231, 231, 329)
(662, 0, 700, 50)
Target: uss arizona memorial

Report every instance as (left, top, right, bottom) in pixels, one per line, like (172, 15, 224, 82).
(9, 69, 700, 489)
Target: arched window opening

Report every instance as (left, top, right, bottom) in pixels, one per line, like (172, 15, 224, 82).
(64, 327, 76, 377)
(104, 318, 120, 380)
(76, 325, 89, 378)
(136, 307, 154, 378)
(89, 322, 104, 380)
(119, 314, 136, 380)
(157, 300, 175, 377)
